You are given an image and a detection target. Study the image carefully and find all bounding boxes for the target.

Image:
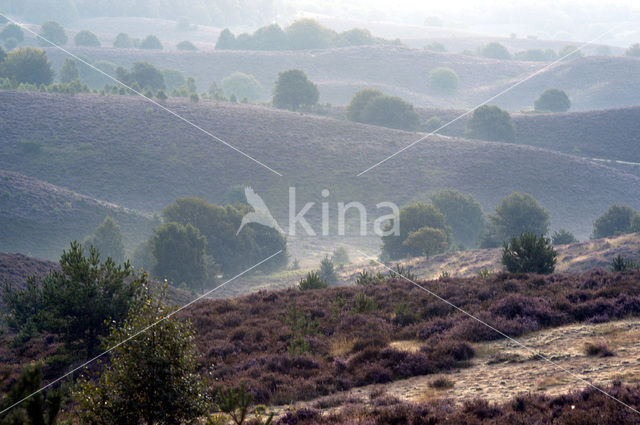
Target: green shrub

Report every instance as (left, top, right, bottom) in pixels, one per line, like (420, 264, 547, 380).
(0, 23, 24, 43)
(331, 246, 350, 265)
(534, 88, 571, 112)
(465, 104, 515, 142)
(432, 189, 485, 248)
(610, 254, 639, 272)
(139, 35, 163, 49)
(272, 68, 318, 110)
(428, 67, 459, 93)
(113, 33, 134, 48)
(74, 30, 100, 47)
(298, 271, 328, 290)
(501, 232, 557, 274)
(353, 293, 377, 313)
(359, 94, 421, 130)
(480, 42, 511, 59)
(39, 21, 67, 45)
(318, 256, 338, 284)
(221, 71, 261, 101)
(177, 40, 197, 50)
(346, 88, 384, 122)
(551, 229, 577, 245)
(0, 47, 54, 85)
(593, 204, 639, 238)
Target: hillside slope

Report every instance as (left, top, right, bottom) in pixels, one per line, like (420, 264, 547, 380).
(1, 92, 639, 241)
(0, 170, 157, 260)
(42, 45, 640, 110)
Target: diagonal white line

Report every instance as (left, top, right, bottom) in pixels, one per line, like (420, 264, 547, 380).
(356, 249, 640, 415)
(0, 250, 283, 416)
(357, 23, 628, 176)
(0, 12, 283, 177)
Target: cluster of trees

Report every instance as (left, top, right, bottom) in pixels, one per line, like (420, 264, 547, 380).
(346, 88, 420, 130)
(592, 204, 640, 239)
(112, 32, 164, 50)
(134, 197, 287, 292)
(0, 46, 54, 85)
(474, 42, 584, 62)
(216, 19, 401, 51)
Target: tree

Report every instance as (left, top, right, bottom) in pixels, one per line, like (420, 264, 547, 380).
(0, 23, 24, 43)
(151, 222, 208, 292)
(359, 94, 421, 130)
(552, 229, 577, 245)
(2, 242, 143, 358)
(177, 40, 197, 50)
(74, 30, 101, 47)
(251, 23, 288, 50)
(140, 34, 163, 50)
(501, 232, 557, 274)
(480, 42, 511, 59)
(272, 68, 319, 111)
(162, 197, 287, 276)
(84, 216, 125, 264)
(117, 62, 166, 91)
(382, 203, 450, 260)
(216, 28, 236, 49)
(285, 18, 335, 50)
(59, 57, 79, 83)
(428, 67, 459, 93)
(626, 43, 640, 57)
(318, 256, 337, 285)
(0, 364, 62, 425)
(431, 190, 485, 248)
(482, 192, 550, 247)
(221, 72, 262, 101)
(113, 32, 134, 48)
(592, 204, 639, 239)
(0, 47, 54, 85)
(334, 28, 376, 47)
(465, 105, 516, 142)
(346, 88, 384, 122)
(162, 68, 185, 91)
(558, 45, 583, 60)
(534, 88, 571, 112)
(403, 226, 448, 258)
(75, 290, 209, 425)
(39, 21, 67, 45)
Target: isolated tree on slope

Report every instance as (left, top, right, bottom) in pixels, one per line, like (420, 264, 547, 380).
(465, 105, 516, 142)
(84, 216, 125, 264)
(272, 68, 319, 111)
(74, 30, 100, 47)
(39, 20, 67, 45)
(534, 88, 570, 112)
(592, 204, 639, 239)
(403, 226, 449, 258)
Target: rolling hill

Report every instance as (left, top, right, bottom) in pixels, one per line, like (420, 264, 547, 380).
(42, 45, 640, 111)
(1, 91, 639, 245)
(0, 170, 157, 260)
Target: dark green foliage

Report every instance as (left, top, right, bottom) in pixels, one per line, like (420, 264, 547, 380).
(0, 47, 54, 85)
(74, 30, 100, 47)
(75, 289, 209, 425)
(2, 242, 143, 358)
(382, 203, 450, 260)
(272, 68, 319, 110)
(482, 192, 550, 247)
(514, 48, 556, 61)
(534, 88, 571, 112)
(610, 254, 639, 272)
(217, 384, 266, 425)
(112, 32, 133, 48)
(501, 232, 557, 274)
(558, 45, 583, 60)
(551, 229, 577, 245)
(431, 189, 485, 248)
(0, 23, 24, 43)
(151, 222, 208, 292)
(83, 216, 125, 264)
(139, 34, 163, 49)
(39, 21, 67, 45)
(176, 40, 197, 50)
(318, 256, 338, 285)
(403, 226, 449, 258)
(298, 271, 328, 290)
(249, 23, 288, 50)
(221, 72, 261, 101)
(116, 61, 166, 91)
(428, 67, 459, 93)
(353, 293, 377, 313)
(215, 28, 236, 49)
(345, 88, 384, 122)
(465, 105, 516, 142)
(162, 197, 287, 275)
(626, 43, 640, 57)
(286, 18, 335, 50)
(592, 204, 639, 238)
(59, 58, 79, 83)
(0, 364, 62, 425)
(358, 94, 421, 130)
(480, 42, 511, 59)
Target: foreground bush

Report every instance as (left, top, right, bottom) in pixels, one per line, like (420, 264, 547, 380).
(501, 232, 557, 274)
